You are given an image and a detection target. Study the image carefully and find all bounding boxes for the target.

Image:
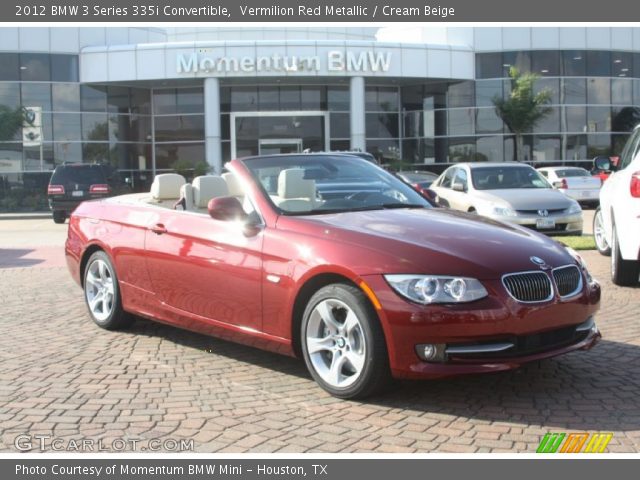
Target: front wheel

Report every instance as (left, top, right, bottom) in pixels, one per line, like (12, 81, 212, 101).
(611, 224, 640, 286)
(593, 207, 611, 256)
(301, 284, 391, 399)
(52, 211, 66, 224)
(84, 251, 133, 330)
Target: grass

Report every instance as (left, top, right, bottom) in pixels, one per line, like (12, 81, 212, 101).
(551, 235, 596, 251)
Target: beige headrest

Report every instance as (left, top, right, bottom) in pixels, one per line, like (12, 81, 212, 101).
(193, 175, 229, 208)
(278, 168, 316, 199)
(151, 174, 186, 200)
(222, 172, 243, 197)
(179, 183, 194, 210)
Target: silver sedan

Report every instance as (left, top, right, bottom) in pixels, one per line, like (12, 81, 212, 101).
(430, 162, 583, 235)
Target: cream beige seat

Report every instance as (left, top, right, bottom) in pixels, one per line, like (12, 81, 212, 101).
(274, 168, 318, 212)
(149, 173, 186, 208)
(191, 175, 229, 213)
(222, 172, 243, 200)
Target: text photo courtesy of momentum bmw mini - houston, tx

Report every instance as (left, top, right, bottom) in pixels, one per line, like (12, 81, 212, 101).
(1, 17, 640, 467)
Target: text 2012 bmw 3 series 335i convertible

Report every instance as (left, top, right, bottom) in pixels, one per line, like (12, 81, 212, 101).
(65, 154, 601, 399)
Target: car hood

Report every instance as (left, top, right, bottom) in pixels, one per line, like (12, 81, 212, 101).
(283, 208, 576, 279)
(472, 188, 573, 210)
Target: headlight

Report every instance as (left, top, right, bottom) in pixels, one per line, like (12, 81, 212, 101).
(565, 246, 595, 284)
(384, 275, 488, 304)
(566, 202, 582, 215)
(492, 205, 517, 217)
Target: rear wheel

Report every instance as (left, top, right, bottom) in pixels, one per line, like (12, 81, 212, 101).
(593, 208, 611, 256)
(611, 223, 640, 286)
(52, 211, 66, 224)
(84, 251, 133, 330)
(301, 283, 390, 399)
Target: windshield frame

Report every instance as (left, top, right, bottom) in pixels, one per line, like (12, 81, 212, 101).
(239, 154, 433, 216)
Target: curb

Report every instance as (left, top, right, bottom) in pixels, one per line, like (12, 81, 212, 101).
(0, 212, 51, 220)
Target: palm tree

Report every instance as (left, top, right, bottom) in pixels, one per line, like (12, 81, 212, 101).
(0, 105, 24, 141)
(493, 67, 552, 161)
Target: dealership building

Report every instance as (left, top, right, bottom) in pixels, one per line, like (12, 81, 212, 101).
(2, 25, 640, 192)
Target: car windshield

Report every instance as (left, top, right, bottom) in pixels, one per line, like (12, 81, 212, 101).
(241, 155, 431, 215)
(50, 166, 106, 185)
(555, 168, 590, 178)
(471, 166, 551, 190)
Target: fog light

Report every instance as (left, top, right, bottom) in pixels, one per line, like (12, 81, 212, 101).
(415, 343, 446, 362)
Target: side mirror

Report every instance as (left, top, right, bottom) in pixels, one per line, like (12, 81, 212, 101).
(452, 181, 466, 192)
(593, 155, 612, 172)
(208, 196, 247, 222)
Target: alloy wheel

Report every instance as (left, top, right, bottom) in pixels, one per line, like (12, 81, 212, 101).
(85, 259, 115, 322)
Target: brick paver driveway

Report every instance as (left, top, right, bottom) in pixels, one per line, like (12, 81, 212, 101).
(0, 221, 639, 453)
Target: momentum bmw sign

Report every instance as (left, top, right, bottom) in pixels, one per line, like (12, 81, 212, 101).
(177, 51, 392, 74)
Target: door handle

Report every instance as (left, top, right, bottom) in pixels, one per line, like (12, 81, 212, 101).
(150, 223, 167, 235)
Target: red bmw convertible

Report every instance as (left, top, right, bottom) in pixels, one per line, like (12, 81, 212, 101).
(65, 154, 601, 399)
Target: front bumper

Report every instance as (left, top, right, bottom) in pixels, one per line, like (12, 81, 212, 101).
(361, 273, 601, 380)
(488, 212, 583, 235)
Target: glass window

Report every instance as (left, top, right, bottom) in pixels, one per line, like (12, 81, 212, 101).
(0, 53, 19, 81)
(587, 107, 611, 132)
(562, 50, 586, 76)
(587, 133, 612, 157)
(365, 87, 399, 112)
(475, 108, 503, 134)
(366, 139, 400, 163)
(330, 113, 350, 139)
(476, 53, 503, 79)
(52, 84, 80, 112)
(230, 87, 258, 112)
(279, 87, 301, 110)
(586, 51, 611, 76)
(401, 85, 424, 111)
(155, 143, 205, 170)
(153, 88, 204, 115)
(220, 114, 230, 141)
(587, 78, 611, 105)
(130, 88, 151, 115)
(52, 113, 81, 142)
(366, 113, 399, 138)
(475, 80, 503, 107)
(634, 80, 640, 105)
(258, 87, 278, 111)
(454, 167, 468, 189)
(0, 83, 20, 108)
(129, 114, 152, 143)
(107, 87, 131, 114)
(611, 79, 633, 105)
(51, 55, 79, 82)
(448, 137, 477, 162)
(81, 85, 107, 112)
(476, 136, 504, 162)
(564, 134, 587, 161)
(19, 53, 50, 81)
(81, 142, 110, 164)
(502, 51, 531, 76)
(21, 83, 51, 111)
(327, 86, 349, 111)
(329, 140, 350, 152)
(562, 78, 586, 104)
(611, 107, 640, 133)
(300, 87, 324, 110)
(402, 138, 435, 163)
(53, 142, 82, 165)
(532, 135, 561, 161)
(219, 87, 231, 113)
(534, 78, 560, 104)
(23, 143, 54, 171)
(447, 81, 474, 108)
(82, 113, 109, 141)
(534, 107, 560, 133)
(448, 109, 474, 136)
(612, 52, 632, 78)
(531, 50, 560, 76)
(154, 115, 205, 142)
(564, 106, 587, 133)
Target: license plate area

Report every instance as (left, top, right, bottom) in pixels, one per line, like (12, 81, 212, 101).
(536, 218, 555, 229)
(71, 190, 84, 197)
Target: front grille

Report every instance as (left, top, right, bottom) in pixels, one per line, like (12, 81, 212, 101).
(502, 271, 553, 302)
(552, 265, 583, 297)
(523, 223, 568, 232)
(516, 208, 566, 215)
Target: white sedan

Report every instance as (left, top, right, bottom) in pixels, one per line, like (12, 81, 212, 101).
(593, 126, 640, 286)
(537, 166, 601, 206)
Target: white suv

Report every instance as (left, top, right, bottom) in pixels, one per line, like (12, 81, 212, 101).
(593, 125, 640, 286)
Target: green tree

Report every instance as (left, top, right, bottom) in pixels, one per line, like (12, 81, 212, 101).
(0, 105, 24, 141)
(493, 67, 553, 161)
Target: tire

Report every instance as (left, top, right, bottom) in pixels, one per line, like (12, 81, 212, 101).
(593, 207, 611, 256)
(83, 251, 133, 330)
(611, 222, 640, 286)
(300, 283, 391, 399)
(467, 207, 477, 214)
(52, 211, 66, 224)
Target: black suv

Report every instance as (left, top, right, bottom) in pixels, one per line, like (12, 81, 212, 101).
(47, 164, 115, 223)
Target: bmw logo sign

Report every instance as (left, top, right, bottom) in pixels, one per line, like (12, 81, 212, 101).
(530, 256, 546, 265)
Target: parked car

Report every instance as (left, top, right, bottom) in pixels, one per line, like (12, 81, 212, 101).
(593, 127, 640, 286)
(66, 154, 600, 399)
(537, 166, 601, 207)
(47, 164, 118, 224)
(429, 163, 583, 236)
(396, 171, 439, 191)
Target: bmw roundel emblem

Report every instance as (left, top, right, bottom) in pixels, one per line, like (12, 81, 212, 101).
(530, 256, 546, 266)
